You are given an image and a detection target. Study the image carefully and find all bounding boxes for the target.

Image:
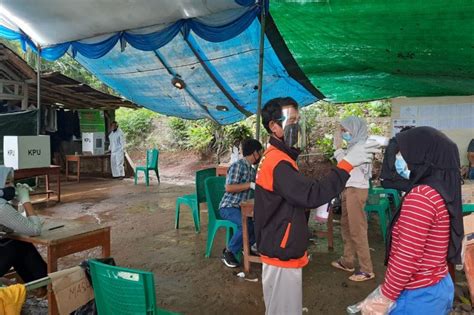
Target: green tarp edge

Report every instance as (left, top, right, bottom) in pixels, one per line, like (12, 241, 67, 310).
(271, 0, 474, 103)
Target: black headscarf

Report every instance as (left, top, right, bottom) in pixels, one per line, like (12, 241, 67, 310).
(380, 126, 463, 265)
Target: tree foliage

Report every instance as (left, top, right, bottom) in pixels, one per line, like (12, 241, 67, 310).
(115, 108, 158, 148)
(167, 118, 253, 159)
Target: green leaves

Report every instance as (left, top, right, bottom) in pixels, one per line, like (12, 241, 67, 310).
(167, 118, 253, 154)
(116, 108, 157, 147)
(316, 133, 336, 161)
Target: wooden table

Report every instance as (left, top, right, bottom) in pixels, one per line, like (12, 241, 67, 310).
(216, 165, 229, 177)
(14, 165, 61, 202)
(66, 154, 110, 182)
(9, 219, 111, 315)
(240, 199, 261, 273)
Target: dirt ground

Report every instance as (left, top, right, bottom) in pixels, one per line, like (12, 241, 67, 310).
(21, 151, 402, 315)
(22, 151, 467, 314)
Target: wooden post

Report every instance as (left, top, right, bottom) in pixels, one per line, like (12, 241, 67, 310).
(21, 82, 28, 110)
(36, 48, 41, 135)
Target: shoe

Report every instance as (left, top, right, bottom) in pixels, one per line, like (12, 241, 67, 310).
(348, 271, 375, 282)
(331, 259, 355, 272)
(221, 248, 239, 268)
(250, 243, 260, 256)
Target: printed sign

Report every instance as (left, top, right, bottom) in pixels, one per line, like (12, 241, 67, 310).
(79, 110, 105, 133)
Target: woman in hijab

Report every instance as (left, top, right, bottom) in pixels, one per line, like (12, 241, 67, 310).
(357, 126, 462, 314)
(331, 116, 375, 281)
(0, 166, 47, 283)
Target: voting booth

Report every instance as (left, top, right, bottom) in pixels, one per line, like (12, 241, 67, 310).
(82, 132, 105, 155)
(3, 135, 51, 169)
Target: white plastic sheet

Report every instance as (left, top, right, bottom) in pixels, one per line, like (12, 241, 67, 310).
(0, 0, 245, 46)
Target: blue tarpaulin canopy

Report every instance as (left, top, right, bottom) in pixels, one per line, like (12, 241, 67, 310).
(0, 0, 320, 123)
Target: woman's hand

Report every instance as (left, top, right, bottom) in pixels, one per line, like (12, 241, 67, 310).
(348, 286, 395, 315)
(359, 286, 394, 315)
(15, 183, 33, 204)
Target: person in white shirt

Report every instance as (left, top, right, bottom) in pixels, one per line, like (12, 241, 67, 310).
(0, 166, 47, 283)
(331, 116, 375, 282)
(108, 121, 126, 178)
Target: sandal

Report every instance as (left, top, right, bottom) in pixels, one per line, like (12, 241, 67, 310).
(331, 259, 355, 273)
(349, 271, 375, 282)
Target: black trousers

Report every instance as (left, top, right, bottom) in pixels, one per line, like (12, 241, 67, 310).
(0, 239, 47, 282)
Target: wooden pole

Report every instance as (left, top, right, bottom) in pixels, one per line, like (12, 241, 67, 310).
(255, 0, 266, 141)
(36, 48, 41, 135)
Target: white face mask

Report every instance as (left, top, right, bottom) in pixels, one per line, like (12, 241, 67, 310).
(341, 131, 352, 142)
(395, 153, 411, 179)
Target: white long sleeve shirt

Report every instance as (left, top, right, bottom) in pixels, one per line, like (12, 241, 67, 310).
(334, 148, 371, 189)
(0, 201, 42, 240)
(109, 128, 125, 154)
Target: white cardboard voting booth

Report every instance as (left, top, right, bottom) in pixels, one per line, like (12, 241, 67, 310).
(3, 136, 51, 169)
(82, 132, 105, 155)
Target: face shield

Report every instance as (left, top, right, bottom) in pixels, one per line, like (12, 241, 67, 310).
(281, 107, 306, 151)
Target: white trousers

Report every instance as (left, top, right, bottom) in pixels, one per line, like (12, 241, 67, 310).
(110, 151, 125, 177)
(262, 263, 302, 315)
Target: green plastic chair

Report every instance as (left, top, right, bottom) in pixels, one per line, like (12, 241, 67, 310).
(175, 168, 216, 233)
(135, 149, 160, 186)
(88, 259, 178, 315)
(204, 176, 238, 258)
(463, 204, 474, 214)
(371, 187, 401, 210)
(365, 181, 391, 242)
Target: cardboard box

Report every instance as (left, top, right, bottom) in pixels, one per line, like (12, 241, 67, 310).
(49, 266, 94, 315)
(82, 132, 105, 155)
(464, 213, 474, 246)
(462, 180, 474, 205)
(3, 136, 51, 170)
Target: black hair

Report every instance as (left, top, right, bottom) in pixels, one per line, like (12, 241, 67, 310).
(112, 121, 118, 125)
(261, 97, 298, 134)
(242, 139, 263, 157)
(0, 187, 15, 201)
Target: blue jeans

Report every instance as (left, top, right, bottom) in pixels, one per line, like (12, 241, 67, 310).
(390, 274, 454, 315)
(219, 206, 255, 256)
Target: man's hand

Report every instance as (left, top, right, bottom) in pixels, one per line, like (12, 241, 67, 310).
(343, 141, 381, 167)
(15, 183, 33, 204)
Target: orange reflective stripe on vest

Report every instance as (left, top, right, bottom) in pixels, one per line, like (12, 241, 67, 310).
(256, 145, 298, 192)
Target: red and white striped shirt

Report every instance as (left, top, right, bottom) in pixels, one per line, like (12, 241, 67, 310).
(381, 185, 450, 301)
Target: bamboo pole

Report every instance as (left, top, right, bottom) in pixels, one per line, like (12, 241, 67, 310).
(36, 48, 41, 135)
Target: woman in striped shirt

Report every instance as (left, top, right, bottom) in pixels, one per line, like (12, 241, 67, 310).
(358, 127, 463, 314)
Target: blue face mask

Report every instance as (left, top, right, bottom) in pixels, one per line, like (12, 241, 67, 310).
(395, 155, 411, 179)
(342, 132, 352, 142)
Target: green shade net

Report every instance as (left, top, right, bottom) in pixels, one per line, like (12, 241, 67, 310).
(270, 0, 474, 103)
